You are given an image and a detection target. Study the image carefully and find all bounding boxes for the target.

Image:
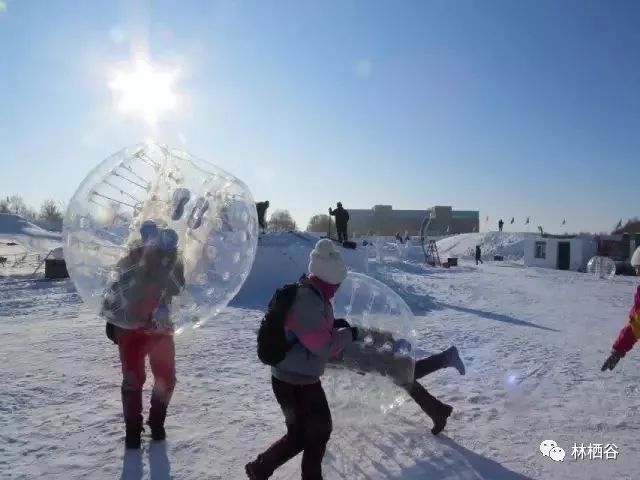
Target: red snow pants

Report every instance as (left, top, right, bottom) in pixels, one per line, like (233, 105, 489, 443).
(116, 328, 176, 429)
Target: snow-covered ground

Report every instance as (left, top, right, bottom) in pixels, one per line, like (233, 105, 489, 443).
(2, 230, 640, 479)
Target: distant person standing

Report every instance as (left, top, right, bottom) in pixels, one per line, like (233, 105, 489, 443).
(475, 245, 483, 265)
(498, 219, 504, 232)
(256, 201, 270, 234)
(329, 202, 350, 243)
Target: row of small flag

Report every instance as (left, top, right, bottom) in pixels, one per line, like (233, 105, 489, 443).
(485, 216, 567, 226)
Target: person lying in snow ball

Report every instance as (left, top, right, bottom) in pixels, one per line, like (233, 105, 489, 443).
(329, 320, 465, 435)
(101, 220, 185, 449)
(246, 239, 354, 480)
(602, 247, 640, 372)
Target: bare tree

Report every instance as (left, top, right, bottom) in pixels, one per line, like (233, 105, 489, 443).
(269, 209, 297, 231)
(7, 195, 26, 215)
(40, 199, 64, 224)
(306, 214, 335, 233)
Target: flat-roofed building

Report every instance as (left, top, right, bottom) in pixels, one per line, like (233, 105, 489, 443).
(347, 205, 479, 237)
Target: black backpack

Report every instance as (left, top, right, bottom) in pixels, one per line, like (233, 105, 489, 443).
(257, 282, 300, 365)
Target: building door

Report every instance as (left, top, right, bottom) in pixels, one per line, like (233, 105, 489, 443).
(557, 242, 571, 270)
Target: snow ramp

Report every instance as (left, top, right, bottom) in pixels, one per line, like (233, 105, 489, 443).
(230, 231, 367, 309)
(436, 231, 536, 262)
(0, 213, 61, 253)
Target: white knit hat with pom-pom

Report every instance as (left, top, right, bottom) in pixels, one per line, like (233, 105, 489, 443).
(308, 238, 347, 285)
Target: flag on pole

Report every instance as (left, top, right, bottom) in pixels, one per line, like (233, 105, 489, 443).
(510, 217, 515, 224)
(525, 217, 530, 225)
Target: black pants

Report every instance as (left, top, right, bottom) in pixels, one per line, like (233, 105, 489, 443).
(476, 257, 483, 265)
(336, 225, 347, 243)
(250, 377, 332, 480)
(407, 351, 451, 420)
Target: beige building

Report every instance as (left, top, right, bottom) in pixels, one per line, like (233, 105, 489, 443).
(348, 205, 479, 237)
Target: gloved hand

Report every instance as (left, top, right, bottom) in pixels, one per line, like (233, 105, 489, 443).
(393, 339, 412, 354)
(367, 328, 394, 346)
(350, 327, 359, 342)
(334, 318, 352, 329)
(601, 351, 622, 371)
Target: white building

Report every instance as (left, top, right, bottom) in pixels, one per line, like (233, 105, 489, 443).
(524, 235, 597, 272)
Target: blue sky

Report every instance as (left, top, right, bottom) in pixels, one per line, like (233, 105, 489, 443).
(0, 0, 638, 233)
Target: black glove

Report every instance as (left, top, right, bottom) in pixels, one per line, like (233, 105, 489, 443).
(350, 327, 359, 342)
(105, 322, 118, 345)
(601, 351, 622, 371)
(333, 318, 351, 329)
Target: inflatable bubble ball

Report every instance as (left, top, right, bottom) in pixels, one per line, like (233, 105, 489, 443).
(62, 142, 259, 334)
(327, 271, 418, 419)
(586, 256, 616, 280)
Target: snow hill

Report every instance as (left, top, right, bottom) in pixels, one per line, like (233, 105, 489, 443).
(231, 232, 367, 309)
(3, 229, 640, 479)
(0, 213, 61, 253)
(436, 232, 536, 262)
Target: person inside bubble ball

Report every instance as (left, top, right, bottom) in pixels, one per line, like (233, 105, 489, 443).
(101, 220, 185, 449)
(246, 239, 356, 480)
(602, 246, 640, 372)
(330, 321, 465, 435)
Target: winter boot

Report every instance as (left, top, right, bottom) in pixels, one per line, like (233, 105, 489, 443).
(245, 461, 268, 480)
(430, 404, 453, 435)
(445, 346, 466, 376)
(408, 382, 453, 435)
(122, 389, 144, 448)
(147, 386, 173, 441)
(125, 425, 143, 449)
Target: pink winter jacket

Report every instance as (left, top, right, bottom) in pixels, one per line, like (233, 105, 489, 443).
(272, 276, 353, 385)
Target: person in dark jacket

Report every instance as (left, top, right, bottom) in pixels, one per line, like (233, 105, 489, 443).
(256, 201, 270, 233)
(329, 202, 349, 243)
(475, 245, 483, 265)
(102, 222, 185, 449)
(498, 219, 504, 232)
(246, 239, 354, 480)
(330, 324, 465, 435)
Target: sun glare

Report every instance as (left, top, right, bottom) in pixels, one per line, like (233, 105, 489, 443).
(108, 58, 180, 124)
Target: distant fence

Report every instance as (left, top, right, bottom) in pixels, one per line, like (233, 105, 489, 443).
(0, 252, 42, 267)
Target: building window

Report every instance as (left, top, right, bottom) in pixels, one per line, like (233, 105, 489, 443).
(535, 241, 546, 259)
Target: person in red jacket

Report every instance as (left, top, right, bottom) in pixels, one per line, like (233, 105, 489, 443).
(602, 247, 640, 371)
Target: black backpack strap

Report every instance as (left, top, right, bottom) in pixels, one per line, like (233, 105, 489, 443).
(297, 274, 323, 300)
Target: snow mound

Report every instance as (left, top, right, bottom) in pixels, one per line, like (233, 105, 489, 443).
(436, 231, 536, 261)
(231, 231, 367, 309)
(0, 213, 61, 252)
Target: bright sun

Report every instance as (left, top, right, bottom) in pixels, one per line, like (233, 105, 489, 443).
(108, 57, 180, 124)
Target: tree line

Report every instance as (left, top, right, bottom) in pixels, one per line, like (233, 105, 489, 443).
(265, 211, 337, 233)
(0, 195, 64, 227)
(0, 195, 336, 234)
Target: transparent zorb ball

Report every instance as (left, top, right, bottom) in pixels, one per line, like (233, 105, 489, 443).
(63, 142, 259, 334)
(327, 272, 417, 421)
(586, 256, 616, 280)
